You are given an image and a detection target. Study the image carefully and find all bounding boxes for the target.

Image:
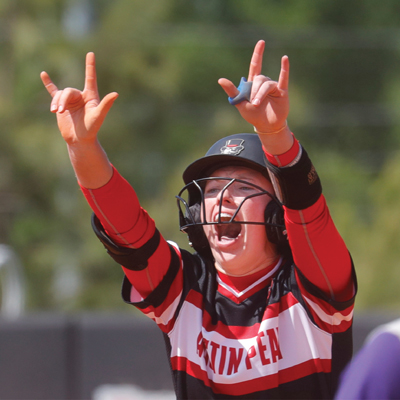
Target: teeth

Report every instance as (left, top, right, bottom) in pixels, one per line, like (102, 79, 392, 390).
(214, 213, 233, 222)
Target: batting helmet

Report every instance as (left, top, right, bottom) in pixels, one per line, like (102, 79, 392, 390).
(176, 133, 289, 258)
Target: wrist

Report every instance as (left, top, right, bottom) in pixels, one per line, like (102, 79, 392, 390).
(67, 139, 113, 189)
(253, 122, 287, 135)
(256, 124, 294, 156)
(65, 134, 98, 148)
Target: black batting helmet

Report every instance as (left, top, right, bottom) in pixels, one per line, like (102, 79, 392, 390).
(176, 133, 289, 258)
(183, 133, 270, 185)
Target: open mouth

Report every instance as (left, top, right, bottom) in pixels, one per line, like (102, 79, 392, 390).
(215, 213, 242, 241)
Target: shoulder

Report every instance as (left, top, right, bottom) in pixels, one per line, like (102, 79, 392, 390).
(335, 319, 400, 399)
(367, 317, 400, 342)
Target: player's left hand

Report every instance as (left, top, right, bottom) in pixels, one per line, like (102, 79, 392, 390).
(218, 40, 289, 134)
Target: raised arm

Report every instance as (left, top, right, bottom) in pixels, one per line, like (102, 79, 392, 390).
(219, 41, 354, 301)
(40, 52, 118, 189)
(41, 53, 174, 301)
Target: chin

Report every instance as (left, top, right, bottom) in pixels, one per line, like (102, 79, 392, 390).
(212, 250, 245, 274)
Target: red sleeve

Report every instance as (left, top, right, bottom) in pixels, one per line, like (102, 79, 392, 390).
(285, 196, 354, 301)
(79, 166, 155, 247)
(263, 133, 300, 167)
(79, 166, 172, 298)
(263, 135, 354, 301)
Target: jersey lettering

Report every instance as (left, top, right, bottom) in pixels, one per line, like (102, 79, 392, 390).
(197, 328, 282, 376)
(227, 347, 244, 375)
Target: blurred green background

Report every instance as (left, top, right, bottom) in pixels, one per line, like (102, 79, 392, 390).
(2, 0, 400, 313)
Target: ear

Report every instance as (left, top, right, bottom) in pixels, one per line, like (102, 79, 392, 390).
(264, 201, 290, 256)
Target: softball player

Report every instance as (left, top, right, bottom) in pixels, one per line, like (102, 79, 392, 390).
(41, 40, 356, 399)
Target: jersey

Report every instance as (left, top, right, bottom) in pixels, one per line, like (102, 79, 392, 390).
(118, 244, 354, 399)
(82, 137, 356, 399)
(335, 319, 400, 399)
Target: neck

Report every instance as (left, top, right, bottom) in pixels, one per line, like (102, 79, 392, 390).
(215, 253, 281, 277)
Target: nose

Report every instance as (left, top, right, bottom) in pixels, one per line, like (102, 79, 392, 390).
(218, 186, 234, 205)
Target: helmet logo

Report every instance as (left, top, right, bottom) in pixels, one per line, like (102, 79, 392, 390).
(220, 139, 245, 155)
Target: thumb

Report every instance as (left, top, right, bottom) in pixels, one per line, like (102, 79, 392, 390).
(90, 92, 119, 132)
(98, 92, 119, 115)
(218, 78, 239, 98)
(95, 92, 119, 121)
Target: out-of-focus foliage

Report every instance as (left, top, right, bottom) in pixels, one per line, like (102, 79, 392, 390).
(2, 0, 400, 311)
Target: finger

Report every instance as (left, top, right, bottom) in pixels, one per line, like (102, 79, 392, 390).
(40, 71, 59, 97)
(84, 52, 99, 97)
(50, 89, 62, 113)
(218, 78, 239, 98)
(251, 80, 279, 106)
(57, 88, 82, 113)
(248, 40, 265, 82)
(251, 75, 272, 101)
(277, 55, 289, 91)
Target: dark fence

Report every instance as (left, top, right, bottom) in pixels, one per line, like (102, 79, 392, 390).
(0, 311, 397, 400)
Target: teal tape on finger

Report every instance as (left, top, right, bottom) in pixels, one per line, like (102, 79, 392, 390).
(228, 77, 253, 105)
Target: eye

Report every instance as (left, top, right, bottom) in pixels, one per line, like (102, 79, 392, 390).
(236, 183, 257, 193)
(204, 185, 222, 196)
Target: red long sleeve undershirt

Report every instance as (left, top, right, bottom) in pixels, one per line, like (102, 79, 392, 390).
(80, 135, 353, 301)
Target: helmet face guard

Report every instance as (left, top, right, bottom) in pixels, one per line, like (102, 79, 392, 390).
(176, 176, 279, 232)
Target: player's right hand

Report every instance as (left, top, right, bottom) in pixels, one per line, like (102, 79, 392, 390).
(40, 52, 118, 146)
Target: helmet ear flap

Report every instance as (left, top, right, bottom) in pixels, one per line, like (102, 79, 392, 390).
(185, 202, 201, 225)
(183, 203, 213, 259)
(264, 200, 290, 255)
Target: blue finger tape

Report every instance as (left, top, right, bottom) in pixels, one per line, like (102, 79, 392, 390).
(228, 77, 253, 105)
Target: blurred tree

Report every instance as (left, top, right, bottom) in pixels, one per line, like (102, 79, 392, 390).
(349, 150, 400, 310)
(1, 0, 400, 311)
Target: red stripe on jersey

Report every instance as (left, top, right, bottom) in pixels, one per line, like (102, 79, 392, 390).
(171, 356, 213, 387)
(295, 270, 354, 333)
(186, 287, 205, 309)
(122, 237, 174, 298)
(217, 263, 276, 292)
(140, 286, 183, 334)
(216, 259, 283, 304)
(303, 300, 353, 333)
(124, 244, 184, 334)
(213, 358, 331, 396)
(217, 276, 272, 304)
(263, 292, 300, 320)
(138, 269, 184, 332)
(171, 355, 331, 396)
(278, 358, 331, 385)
